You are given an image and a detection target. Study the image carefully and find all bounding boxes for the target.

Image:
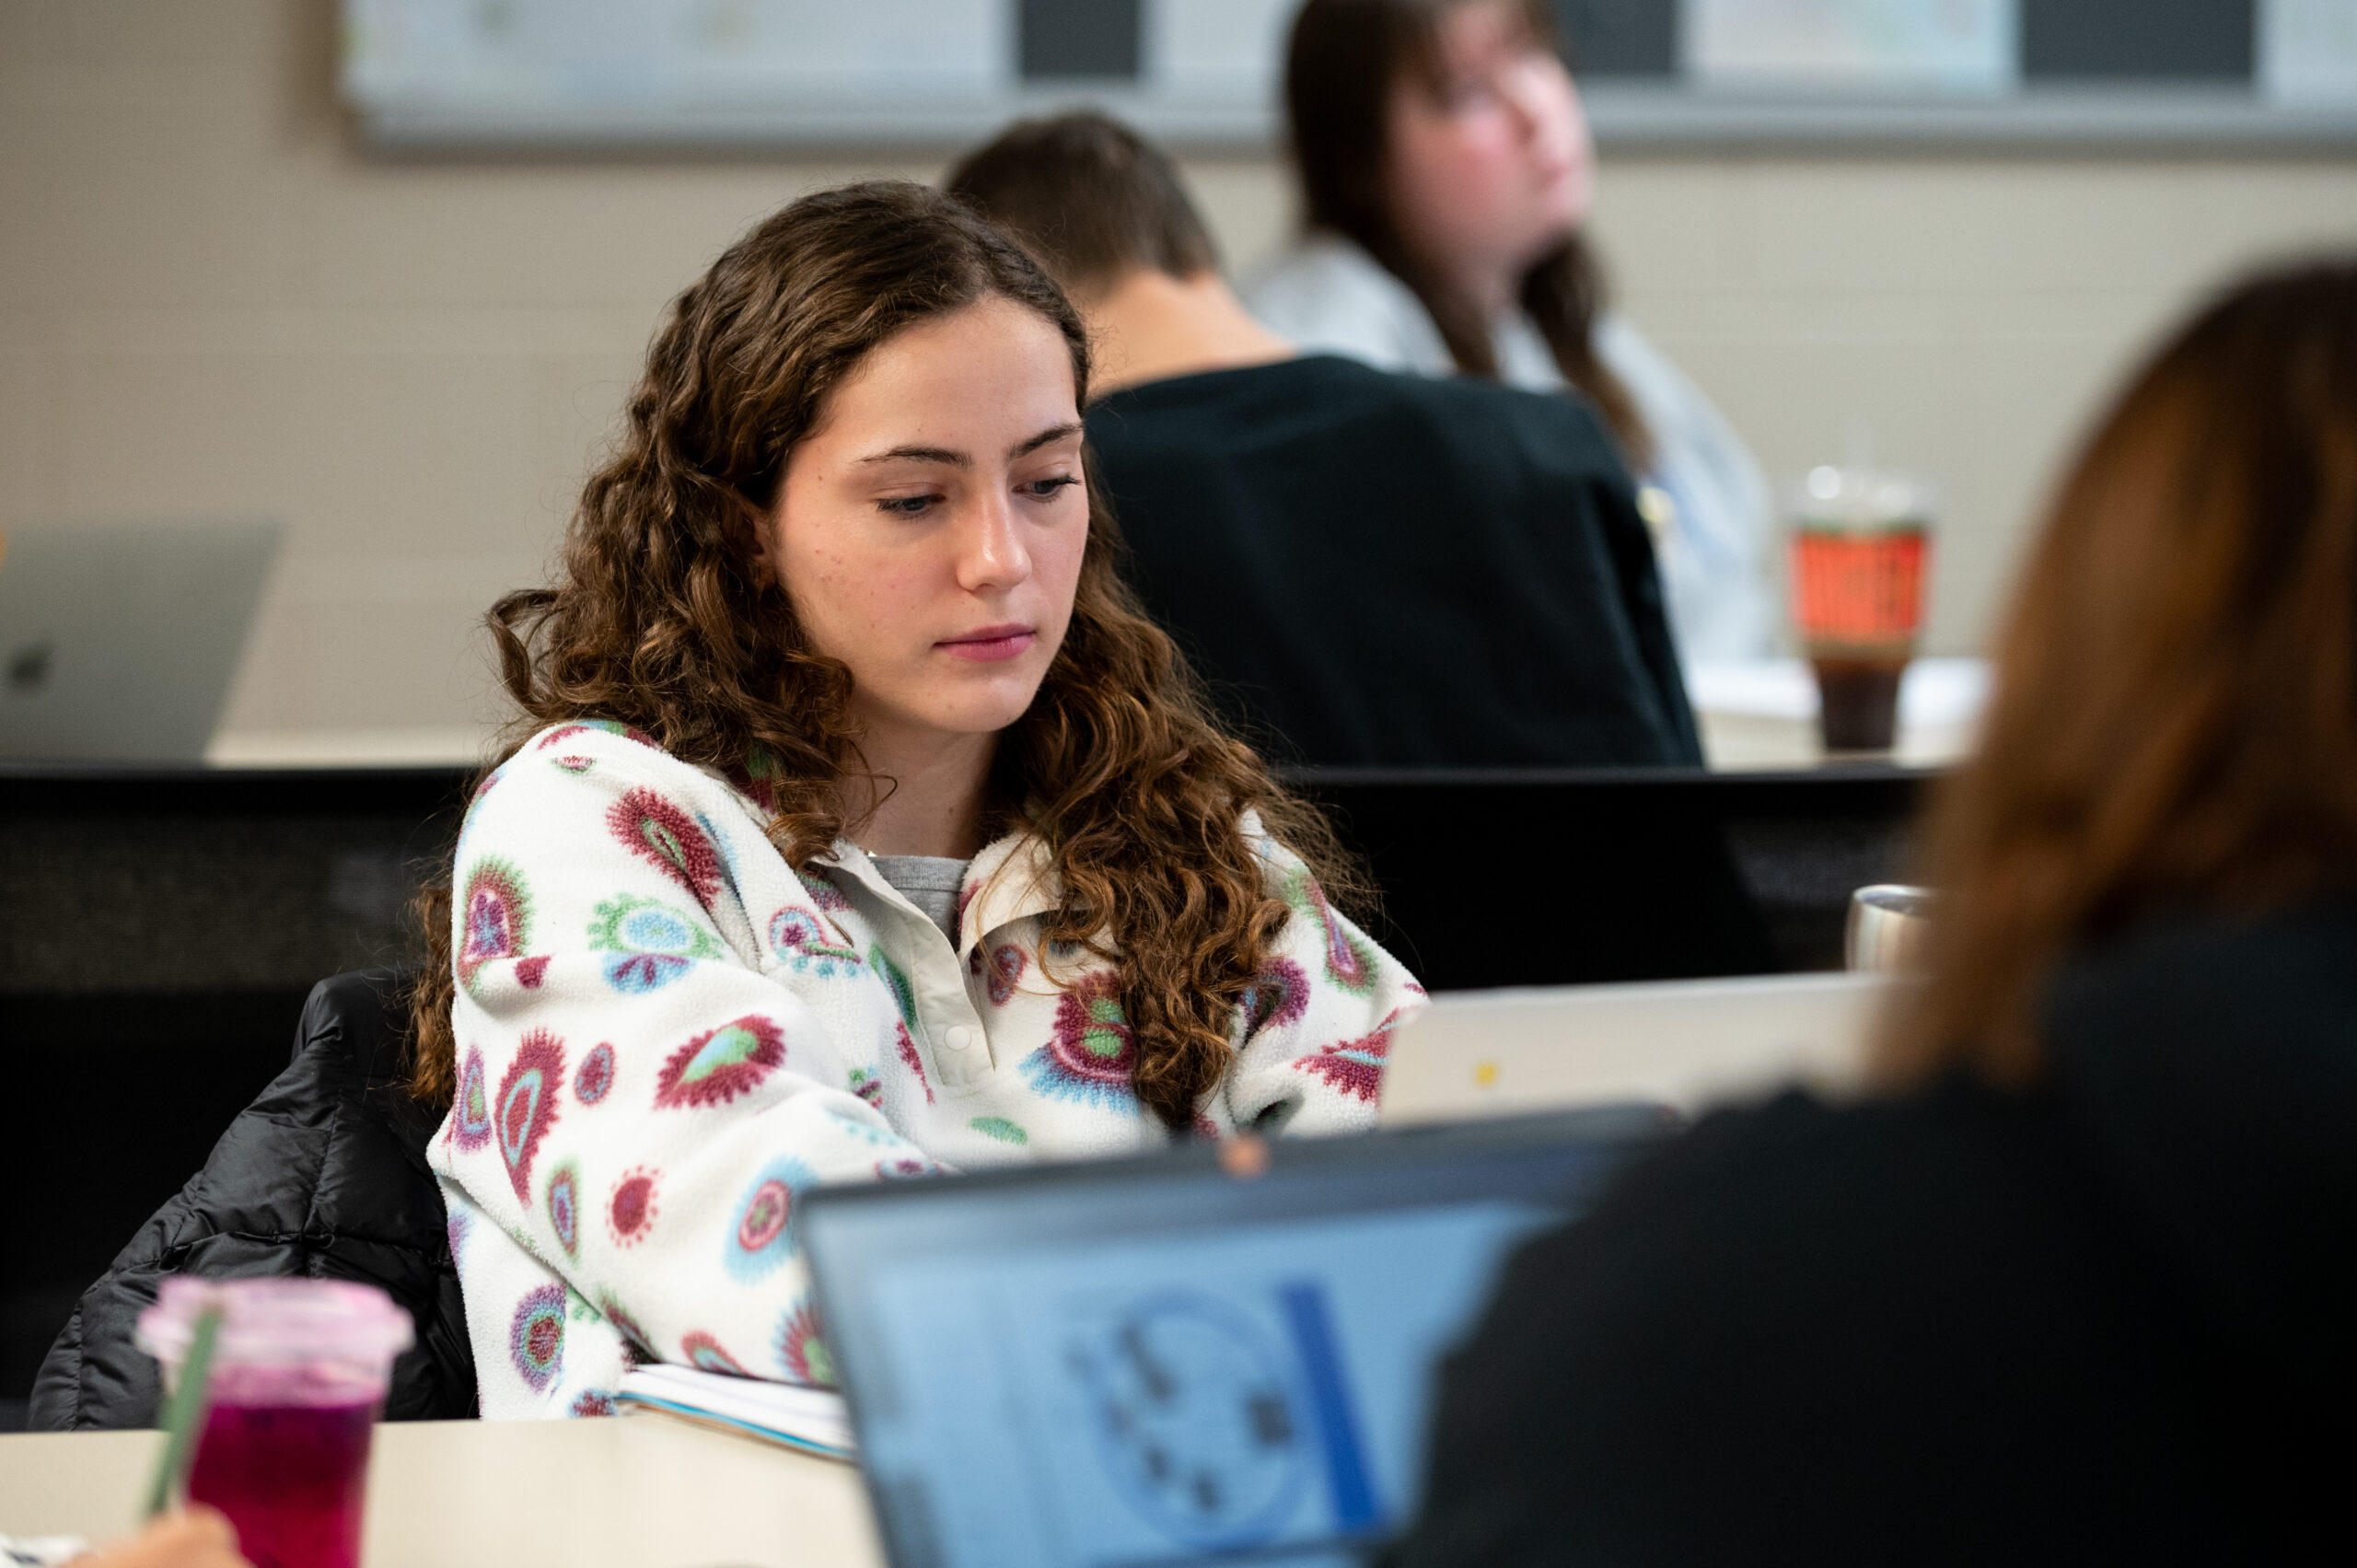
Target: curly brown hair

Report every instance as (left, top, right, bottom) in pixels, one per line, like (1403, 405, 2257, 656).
(409, 180, 1360, 1132)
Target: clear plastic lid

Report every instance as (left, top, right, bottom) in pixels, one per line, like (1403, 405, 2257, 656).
(1786, 465, 1936, 531)
(136, 1278, 415, 1373)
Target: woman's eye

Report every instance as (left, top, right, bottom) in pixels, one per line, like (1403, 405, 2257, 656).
(878, 494, 937, 517)
(1022, 475, 1080, 500)
(1442, 76, 1492, 110)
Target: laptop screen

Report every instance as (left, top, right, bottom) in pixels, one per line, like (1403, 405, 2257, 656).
(802, 1109, 1662, 1568)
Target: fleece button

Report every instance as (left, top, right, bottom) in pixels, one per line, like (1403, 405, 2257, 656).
(944, 1025, 975, 1053)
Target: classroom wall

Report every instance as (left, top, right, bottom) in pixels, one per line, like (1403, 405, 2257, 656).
(6, 0, 2357, 753)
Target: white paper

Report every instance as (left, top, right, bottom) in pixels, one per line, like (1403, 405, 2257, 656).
(616, 1363, 856, 1454)
(1683, 0, 2019, 94)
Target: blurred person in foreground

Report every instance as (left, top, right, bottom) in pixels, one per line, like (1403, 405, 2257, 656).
(1253, 0, 1773, 666)
(946, 110, 1699, 770)
(1387, 261, 2357, 1563)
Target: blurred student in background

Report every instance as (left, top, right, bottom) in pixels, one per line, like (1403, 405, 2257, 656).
(947, 111, 1699, 771)
(1387, 261, 2357, 1563)
(412, 183, 1420, 1417)
(1253, 0, 1772, 665)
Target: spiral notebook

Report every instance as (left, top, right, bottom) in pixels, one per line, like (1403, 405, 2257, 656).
(615, 1363, 854, 1461)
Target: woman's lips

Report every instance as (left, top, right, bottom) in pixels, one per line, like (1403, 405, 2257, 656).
(938, 624, 1036, 663)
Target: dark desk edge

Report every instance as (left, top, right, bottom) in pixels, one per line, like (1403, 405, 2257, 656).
(1, 760, 1939, 787)
(0, 759, 1940, 818)
(1281, 762, 1941, 788)
(0, 761, 477, 817)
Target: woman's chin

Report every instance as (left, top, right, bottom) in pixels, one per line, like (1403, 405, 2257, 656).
(898, 674, 1051, 740)
(1525, 171, 1588, 246)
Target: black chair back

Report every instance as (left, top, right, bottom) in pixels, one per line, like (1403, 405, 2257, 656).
(29, 968, 475, 1428)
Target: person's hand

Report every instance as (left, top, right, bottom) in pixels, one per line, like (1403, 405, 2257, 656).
(78, 1509, 250, 1568)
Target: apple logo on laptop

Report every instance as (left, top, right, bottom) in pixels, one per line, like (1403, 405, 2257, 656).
(6, 639, 52, 696)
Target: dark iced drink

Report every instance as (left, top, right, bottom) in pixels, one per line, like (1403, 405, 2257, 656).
(1786, 471, 1933, 755)
(1811, 656, 1907, 751)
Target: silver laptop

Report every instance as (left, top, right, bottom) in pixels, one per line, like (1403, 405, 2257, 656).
(0, 519, 281, 761)
(1380, 970, 1896, 1126)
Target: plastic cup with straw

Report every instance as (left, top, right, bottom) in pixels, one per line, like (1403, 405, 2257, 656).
(143, 1301, 224, 1519)
(137, 1279, 413, 1568)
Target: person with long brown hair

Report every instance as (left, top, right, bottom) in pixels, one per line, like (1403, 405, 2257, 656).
(1252, 0, 1772, 665)
(1383, 260, 2357, 1561)
(415, 181, 1422, 1418)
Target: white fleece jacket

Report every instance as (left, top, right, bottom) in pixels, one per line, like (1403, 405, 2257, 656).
(428, 720, 1425, 1417)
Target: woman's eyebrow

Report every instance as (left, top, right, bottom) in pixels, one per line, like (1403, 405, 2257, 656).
(860, 444, 968, 468)
(855, 424, 1077, 469)
(1011, 422, 1083, 459)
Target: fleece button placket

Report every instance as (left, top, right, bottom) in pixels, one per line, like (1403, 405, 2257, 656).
(825, 849, 997, 1093)
(916, 951, 994, 1091)
(886, 902, 993, 1093)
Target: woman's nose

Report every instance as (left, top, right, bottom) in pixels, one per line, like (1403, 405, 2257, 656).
(1504, 70, 1540, 136)
(1504, 58, 1562, 144)
(956, 492, 1033, 592)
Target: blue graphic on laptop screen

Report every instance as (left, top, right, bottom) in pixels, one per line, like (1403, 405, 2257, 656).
(853, 1202, 1554, 1568)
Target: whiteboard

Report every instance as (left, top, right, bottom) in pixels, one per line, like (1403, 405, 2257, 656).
(341, 0, 2357, 151)
(342, 0, 1301, 148)
(1684, 0, 2018, 95)
(2262, 0, 2357, 103)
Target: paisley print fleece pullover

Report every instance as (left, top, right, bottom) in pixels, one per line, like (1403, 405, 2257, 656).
(429, 721, 1425, 1417)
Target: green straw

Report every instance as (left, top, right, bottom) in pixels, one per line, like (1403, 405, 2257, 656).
(144, 1303, 225, 1520)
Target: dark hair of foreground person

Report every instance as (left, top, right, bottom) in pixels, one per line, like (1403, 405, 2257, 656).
(1386, 261, 2357, 1565)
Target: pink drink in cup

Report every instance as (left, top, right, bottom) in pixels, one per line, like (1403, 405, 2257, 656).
(138, 1279, 413, 1568)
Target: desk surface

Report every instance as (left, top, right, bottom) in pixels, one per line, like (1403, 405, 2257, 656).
(186, 658, 1987, 774)
(0, 1416, 884, 1568)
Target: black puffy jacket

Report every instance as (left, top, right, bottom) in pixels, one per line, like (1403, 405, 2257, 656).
(31, 970, 476, 1428)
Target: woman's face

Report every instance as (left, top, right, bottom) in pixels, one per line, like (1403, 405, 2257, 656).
(1385, 0, 1592, 302)
(766, 296, 1090, 749)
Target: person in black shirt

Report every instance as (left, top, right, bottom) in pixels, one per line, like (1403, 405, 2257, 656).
(946, 112, 1698, 769)
(1387, 261, 2357, 1563)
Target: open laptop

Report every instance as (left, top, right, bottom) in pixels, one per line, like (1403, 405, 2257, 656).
(1381, 970, 1894, 1126)
(0, 518, 281, 761)
(800, 1108, 1666, 1568)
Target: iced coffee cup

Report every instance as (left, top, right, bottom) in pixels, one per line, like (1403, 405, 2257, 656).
(137, 1278, 413, 1568)
(1786, 467, 1934, 752)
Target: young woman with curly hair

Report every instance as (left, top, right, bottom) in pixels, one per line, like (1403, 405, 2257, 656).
(412, 181, 1423, 1417)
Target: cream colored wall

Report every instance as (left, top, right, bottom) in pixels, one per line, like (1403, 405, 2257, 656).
(6, 0, 2357, 749)
(1590, 156, 2357, 659)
